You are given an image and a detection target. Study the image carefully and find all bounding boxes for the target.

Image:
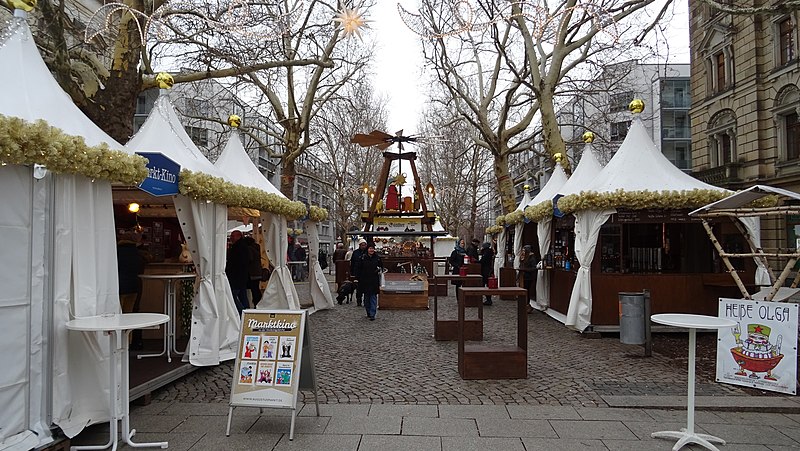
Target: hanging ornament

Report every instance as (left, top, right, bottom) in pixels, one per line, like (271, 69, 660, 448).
(155, 72, 174, 89)
(582, 131, 595, 143)
(6, 0, 36, 12)
(332, 7, 369, 39)
(629, 99, 645, 114)
(228, 114, 242, 128)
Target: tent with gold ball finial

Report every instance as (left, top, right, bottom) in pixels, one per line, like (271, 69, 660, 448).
(124, 78, 242, 367)
(0, 3, 146, 448)
(555, 99, 729, 332)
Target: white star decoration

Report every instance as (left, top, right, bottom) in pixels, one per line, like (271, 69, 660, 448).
(333, 7, 369, 39)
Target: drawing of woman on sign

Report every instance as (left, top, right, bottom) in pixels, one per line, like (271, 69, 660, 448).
(278, 336, 296, 360)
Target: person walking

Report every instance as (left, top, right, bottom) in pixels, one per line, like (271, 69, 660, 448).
(350, 238, 368, 306)
(358, 243, 383, 321)
(479, 242, 495, 305)
(226, 230, 250, 316)
(449, 239, 467, 287)
(519, 245, 539, 313)
(332, 243, 347, 274)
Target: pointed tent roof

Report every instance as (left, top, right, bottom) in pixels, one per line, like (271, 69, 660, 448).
(215, 131, 286, 198)
(558, 144, 603, 196)
(585, 118, 724, 194)
(0, 14, 121, 149)
(526, 165, 568, 207)
(125, 95, 229, 180)
(515, 188, 533, 212)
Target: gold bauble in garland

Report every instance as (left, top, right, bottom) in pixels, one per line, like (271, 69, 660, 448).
(7, 0, 36, 11)
(523, 184, 530, 191)
(582, 131, 595, 143)
(553, 152, 563, 163)
(228, 115, 241, 128)
(155, 72, 174, 89)
(629, 98, 645, 114)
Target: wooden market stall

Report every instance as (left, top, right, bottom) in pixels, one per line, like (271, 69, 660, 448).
(532, 102, 749, 331)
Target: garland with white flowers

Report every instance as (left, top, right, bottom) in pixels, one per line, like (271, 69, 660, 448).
(0, 114, 148, 185)
(556, 189, 777, 214)
(179, 170, 308, 220)
(309, 205, 328, 222)
(485, 224, 504, 235)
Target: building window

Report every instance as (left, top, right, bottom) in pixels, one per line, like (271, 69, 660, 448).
(774, 85, 800, 163)
(778, 17, 796, 66)
(186, 126, 208, 148)
(610, 121, 630, 141)
(707, 109, 737, 166)
(609, 91, 634, 113)
(715, 52, 726, 91)
(136, 95, 148, 115)
(787, 112, 800, 160)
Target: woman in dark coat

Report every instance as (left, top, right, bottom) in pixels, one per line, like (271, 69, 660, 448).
(359, 244, 383, 320)
(449, 239, 467, 287)
(479, 242, 495, 305)
(519, 245, 539, 313)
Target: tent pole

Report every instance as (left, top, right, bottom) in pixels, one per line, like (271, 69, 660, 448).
(701, 220, 750, 299)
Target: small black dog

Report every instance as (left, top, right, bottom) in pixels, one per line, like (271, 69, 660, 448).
(336, 280, 357, 305)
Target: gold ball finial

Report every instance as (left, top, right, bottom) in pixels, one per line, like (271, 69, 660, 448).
(523, 184, 530, 191)
(629, 98, 645, 114)
(227, 115, 241, 128)
(553, 152, 563, 163)
(582, 131, 595, 143)
(7, 0, 36, 12)
(155, 72, 174, 90)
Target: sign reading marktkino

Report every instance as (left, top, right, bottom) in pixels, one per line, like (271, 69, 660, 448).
(136, 152, 180, 196)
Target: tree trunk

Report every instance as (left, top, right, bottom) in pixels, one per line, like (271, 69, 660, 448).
(493, 153, 517, 214)
(280, 158, 297, 200)
(539, 89, 570, 174)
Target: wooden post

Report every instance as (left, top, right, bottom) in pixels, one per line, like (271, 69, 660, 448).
(701, 219, 751, 299)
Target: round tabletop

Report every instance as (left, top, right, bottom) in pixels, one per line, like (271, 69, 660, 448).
(65, 313, 169, 332)
(139, 273, 196, 280)
(651, 313, 735, 329)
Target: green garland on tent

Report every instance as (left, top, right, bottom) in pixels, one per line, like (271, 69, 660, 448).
(0, 114, 148, 185)
(179, 169, 308, 219)
(309, 205, 329, 222)
(485, 224, 504, 235)
(525, 201, 554, 222)
(556, 189, 778, 214)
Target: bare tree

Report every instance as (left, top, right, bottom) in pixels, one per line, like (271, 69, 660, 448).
(413, 0, 660, 213)
(311, 79, 388, 245)
(417, 102, 493, 239)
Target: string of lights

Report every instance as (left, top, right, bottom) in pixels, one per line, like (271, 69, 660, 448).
(397, 0, 619, 42)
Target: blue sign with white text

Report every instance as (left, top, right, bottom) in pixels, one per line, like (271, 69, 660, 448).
(136, 152, 180, 196)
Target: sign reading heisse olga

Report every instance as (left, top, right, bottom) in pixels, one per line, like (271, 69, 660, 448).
(229, 310, 307, 408)
(136, 152, 180, 196)
(716, 298, 798, 395)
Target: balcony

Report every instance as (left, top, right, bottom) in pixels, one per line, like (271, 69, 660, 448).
(694, 163, 741, 187)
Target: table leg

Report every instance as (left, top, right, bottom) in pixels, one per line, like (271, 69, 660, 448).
(652, 328, 726, 450)
(120, 330, 169, 449)
(137, 284, 169, 361)
(167, 280, 185, 358)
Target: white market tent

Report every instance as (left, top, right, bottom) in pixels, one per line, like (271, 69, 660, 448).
(215, 131, 320, 312)
(521, 165, 570, 311)
(511, 188, 533, 271)
(430, 218, 457, 275)
(125, 94, 240, 366)
(564, 117, 728, 331)
(0, 10, 120, 448)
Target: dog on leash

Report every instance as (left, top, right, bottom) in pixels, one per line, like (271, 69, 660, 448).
(336, 280, 357, 305)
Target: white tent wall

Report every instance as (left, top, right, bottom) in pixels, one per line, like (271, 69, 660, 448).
(737, 216, 771, 287)
(565, 209, 615, 332)
(0, 165, 49, 450)
(535, 219, 552, 311)
(52, 175, 118, 437)
(494, 228, 508, 279)
(175, 196, 239, 365)
(260, 212, 300, 310)
(306, 221, 334, 312)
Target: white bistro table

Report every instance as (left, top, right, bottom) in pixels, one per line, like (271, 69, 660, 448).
(650, 313, 736, 451)
(66, 313, 170, 450)
(138, 273, 195, 362)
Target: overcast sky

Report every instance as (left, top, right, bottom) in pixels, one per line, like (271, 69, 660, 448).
(364, 1, 690, 137)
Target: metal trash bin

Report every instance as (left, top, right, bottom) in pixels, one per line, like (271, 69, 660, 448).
(619, 292, 647, 345)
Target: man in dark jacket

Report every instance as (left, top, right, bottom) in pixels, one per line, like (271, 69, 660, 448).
(242, 235, 263, 306)
(350, 238, 368, 306)
(479, 242, 495, 305)
(226, 230, 250, 315)
(117, 231, 145, 348)
(359, 244, 383, 320)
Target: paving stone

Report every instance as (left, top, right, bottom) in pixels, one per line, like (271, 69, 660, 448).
(549, 420, 639, 440)
(125, 414, 185, 433)
(171, 414, 259, 434)
(621, 420, 709, 440)
(271, 434, 361, 450)
(713, 411, 800, 427)
(642, 408, 726, 424)
(441, 436, 525, 451)
(475, 418, 556, 438)
(368, 404, 438, 417)
(189, 432, 281, 450)
(521, 437, 609, 450)
(402, 417, 477, 437)
(298, 403, 370, 417)
(576, 407, 650, 421)
(323, 415, 401, 435)
(357, 434, 441, 451)
(696, 423, 797, 445)
(438, 404, 510, 419)
(506, 405, 581, 420)
(250, 415, 330, 435)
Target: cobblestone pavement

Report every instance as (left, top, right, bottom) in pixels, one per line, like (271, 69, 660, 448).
(152, 276, 770, 407)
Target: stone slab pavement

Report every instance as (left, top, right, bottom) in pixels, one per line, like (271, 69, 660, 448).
(68, 275, 800, 449)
